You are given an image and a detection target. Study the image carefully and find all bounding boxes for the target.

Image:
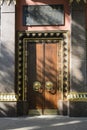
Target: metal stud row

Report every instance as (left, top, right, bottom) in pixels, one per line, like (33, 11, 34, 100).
(63, 33, 69, 99)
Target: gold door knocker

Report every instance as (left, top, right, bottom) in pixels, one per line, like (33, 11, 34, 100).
(45, 81, 54, 91)
(33, 81, 42, 91)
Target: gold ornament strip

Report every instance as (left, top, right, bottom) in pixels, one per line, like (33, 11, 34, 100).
(17, 32, 23, 101)
(68, 92, 87, 101)
(62, 32, 69, 99)
(0, 93, 17, 101)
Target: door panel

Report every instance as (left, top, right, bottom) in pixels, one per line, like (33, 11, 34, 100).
(28, 43, 43, 112)
(28, 41, 62, 115)
(36, 43, 44, 110)
(44, 43, 58, 110)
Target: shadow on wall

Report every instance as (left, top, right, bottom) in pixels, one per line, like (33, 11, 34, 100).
(0, 102, 17, 117)
(71, 1, 87, 92)
(68, 1, 87, 117)
(0, 43, 14, 92)
(0, 42, 16, 117)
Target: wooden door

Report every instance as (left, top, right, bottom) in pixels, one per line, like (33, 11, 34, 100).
(27, 41, 62, 115)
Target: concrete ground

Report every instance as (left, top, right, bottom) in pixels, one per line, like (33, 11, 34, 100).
(0, 115, 87, 130)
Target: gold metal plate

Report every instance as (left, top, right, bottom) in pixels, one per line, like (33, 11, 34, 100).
(44, 109, 58, 115)
(28, 109, 58, 115)
(28, 109, 42, 115)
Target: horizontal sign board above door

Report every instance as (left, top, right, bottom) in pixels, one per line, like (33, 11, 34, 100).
(23, 5, 64, 26)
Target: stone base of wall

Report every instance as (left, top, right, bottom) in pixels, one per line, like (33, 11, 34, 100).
(69, 101, 87, 117)
(17, 101, 29, 116)
(0, 102, 17, 117)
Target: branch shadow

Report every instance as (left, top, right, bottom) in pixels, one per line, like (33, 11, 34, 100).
(71, 1, 87, 92)
(0, 43, 14, 92)
(69, 1, 87, 117)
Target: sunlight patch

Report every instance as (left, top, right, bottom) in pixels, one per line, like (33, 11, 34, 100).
(9, 126, 41, 130)
(51, 120, 81, 127)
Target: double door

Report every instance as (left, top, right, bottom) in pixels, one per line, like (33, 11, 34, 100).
(27, 41, 62, 115)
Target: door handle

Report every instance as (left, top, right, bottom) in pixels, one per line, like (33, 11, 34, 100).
(45, 81, 54, 91)
(33, 81, 42, 92)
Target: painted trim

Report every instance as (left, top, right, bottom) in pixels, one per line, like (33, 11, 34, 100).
(68, 92, 87, 101)
(0, 93, 17, 102)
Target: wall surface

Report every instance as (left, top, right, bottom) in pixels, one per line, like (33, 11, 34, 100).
(69, 1, 87, 117)
(0, 3, 17, 116)
(0, 3, 15, 93)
